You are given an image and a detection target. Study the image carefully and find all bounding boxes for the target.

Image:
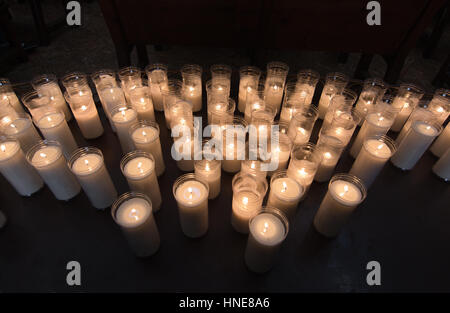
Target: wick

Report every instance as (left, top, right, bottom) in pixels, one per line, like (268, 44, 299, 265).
(187, 187, 193, 200)
(242, 196, 248, 205)
(281, 181, 287, 193)
(339, 184, 349, 197)
(262, 222, 269, 234)
(0, 144, 5, 152)
(130, 208, 139, 221)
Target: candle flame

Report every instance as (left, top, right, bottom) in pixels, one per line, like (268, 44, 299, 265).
(187, 187, 193, 200)
(263, 222, 269, 233)
(436, 106, 444, 113)
(130, 208, 139, 221)
(0, 144, 5, 152)
(281, 181, 288, 193)
(298, 168, 307, 176)
(40, 152, 47, 158)
(142, 130, 147, 136)
(242, 196, 248, 205)
(297, 127, 306, 135)
(81, 105, 87, 111)
(324, 152, 332, 159)
(377, 144, 384, 150)
(205, 163, 210, 171)
(339, 184, 349, 197)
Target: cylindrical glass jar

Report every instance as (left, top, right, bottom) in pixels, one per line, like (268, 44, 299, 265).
(287, 105, 319, 145)
(320, 107, 362, 147)
(395, 103, 436, 145)
(238, 66, 261, 113)
(208, 97, 235, 125)
(314, 135, 345, 183)
(21, 90, 51, 119)
(264, 61, 289, 113)
(163, 79, 184, 127)
(391, 83, 424, 132)
(318, 72, 348, 119)
(128, 86, 155, 122)
(354, 78, 387, 122)
(194, 149, 221, 199)
(110, 104, 138, 154)
(0, 78, 24, 113)
(118, 66, 143, 101)
(145, 63, 169, 111)
(323, 89, 358, 129)
(61, 72, 91, 95)
(222, 116, 248, 173)
(427, 88, 449, 125)
(210, 64, 232, 94)
(267, 170, 304, 219)
(295, 69, 320, 105)
(287, 143, 322, 191)
(181, 64, 203, 112)
(0, 113, 42, 152)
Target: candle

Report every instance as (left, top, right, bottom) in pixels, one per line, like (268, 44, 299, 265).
(295, 69, 320, 105)
(21, 90, 52, 118)
(432, 148, 450, 181)
(395, 106, 435, 145)
(0, 78, 25, 113)
(69, 147, 117, 209)
(317, 72, 348, 119)
(264, 82, 284, 113)
(287, 106, 318, 145)
(27, 140, 81, 201)
(208, 98, 235, 125)
(244, 97, 265, 123)
(210, 64, 232, 95)
(173, 173, 209, 238)
(391, 120, 442, 170)
(320, 108, 361, 147)
(0, 138, 43, 196)
(111, 105, 138, 154)
(0, 113, 41, 152)
(231, 172, 268, 233)
(244, 208, 289, 273)
(173, 136, 195, 171)
(350, 106, 396, 158)
(266, 128, 292, 175)
(98, 87, 126, 130)
(146, 64, 169, 111)
(194, 159, 221, 199)
(34, 108, 78, 159)
(391, 98, 415, 132)
(354, 78, 387, 123)
(129, 86, 156, 121)
(65, 91, 104, 139)
(314, 135, 345, 183)
(263, 62, 289, 113)
(238, 66, 261, 113)
(286, 143, 322, 191)
(222, 117, 247, 173)
(121, 151, 162, 212)
(430, 122, 450, 157)
(313, 174, 367, 237)
(241, 159, 267, 180)
(129, 120, 165, 176)
(267, 171, 304, 220)
(349, 135, 396, 189)
(118, 66, 143, 103)
(112, 192, 160, 257)
(427, 94, 449, 125)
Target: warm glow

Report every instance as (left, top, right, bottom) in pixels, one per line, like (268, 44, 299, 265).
(242, 196, 249, 205)
(0, 144, 5, 152)
(324, 152, 332, 159)
(187, 187, 193, 200)
(377, 144, 384, 150)
(40, 152, 47, 158)
(297, 127, 306, 135)
(339, 184, 349, 197)
(137, 161, 143, 173)
(81, 105, 87, 111)
(281, 181, 288, 193)
(262, 222, 269, 233)
(129, 208, 139, 221)
(205, 163, 210, 171)
(436, 106, 444, 113)
(298, 168, 307, 177)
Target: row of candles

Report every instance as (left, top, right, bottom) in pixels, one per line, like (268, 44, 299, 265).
(0, 62, 449, 273)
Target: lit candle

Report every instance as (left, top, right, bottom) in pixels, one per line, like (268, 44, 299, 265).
(349, 135, 396, 189)
(111, 105, 138, 154)
(314, 135, 345, 183)
(432, 147, 450, 181)
(194, 159, 221, 199)
(0, 78, 25, 113)
(69, 147, 117, 209)
(129, 86, 156, 121)
(0, 138, 43, 196)
(391, 98, 414, 132)
(244, 208, 288, 273)
(112, 192, 160, 257)
(287, 106, 318, 145)
(317, 72, 348, 119)
(313, 174, 367, 237)
(241, 159, 267, 180)
(391, 120, 442, 170)
(267, 171, 304, 220)
(244, 99, 264, 123)
(0, 113, 42, 152)
(34, 109, 78, 159)
(121, 151, 162, 212)
(430, 122, 450, 157)
(28, 140, 80, 201)
(173, 136, 195, 171)
(146, 64, 169, 111)
(173, 174, 209, 238)
(263, 62, 289, 113)
(129, 121, 165, 176)
(286, 143, 321, 192)
(238, 66, 261, 113)
(98, 87, 126, 130)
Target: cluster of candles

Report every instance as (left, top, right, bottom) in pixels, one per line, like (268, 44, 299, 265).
(0, 63, 448, 273)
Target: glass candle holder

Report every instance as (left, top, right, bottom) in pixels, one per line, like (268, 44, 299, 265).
(173, 173, 209, 238)
(231, 172, 268, 234)
(0, 137, 43, 196)
(314, 135, 345, 183)
(91, 69, 118, 90)
(295, 69, 320, 105)
(210, 64, 232, 94)
(318, 72, 349, 119)
(205, 79, 230, 109)
(391, 83, 424, 132)
(267, 170, 303, 220)
(173, 130, 195, 172)
(27, 140, 80, 201)
(391, 118, 442, 170)
(249, 106, 276, 143)
(110, 104, 138, 154)
(395, 103, 436, 145)
(64, 91, 104, 139)
(128, 86, 155, 122)
(287, 105, 319, 145)
(121, 150, 162, 212)
(118, 66, 143, 102)
(0, 96, 18, 118)
(313, 173, 367, 237)
(430, 122, 450, 157)
(181, 64, 203, 112)
(354, 78, 387, 123)
(264, 122, 292, 175)
(264, 61, 289, 113)
(32, 74, 72, 121)
(146, 63, 169, 111)
(194, 150, 221, 199)
(350, 100, 397, 158)
(287, 143, 322, 191)
(129, 120, 165, 176)
(111, 192, 160, 257)
(69, 146, 117, 209)
(244, 83, 266, 123)
(240, 159, 268, 181)
(238, 66, 261, 113)
(320, 107, 362, 147)
(222, 116, 248, 173)
(61, 72, 91, 95)
(427, 88, 449, 125)
(208, 97, 235, 125)
(244, 207, 289, 273)
(0, 113, 41, 152)
(283, 81, 309, 107)
(33, 107, 78, 159)
(21, 90, 52, 119)
(163, 79, 183, 128)
(169, 100, 194, 134)
(279, 99, 306, 125)
(432, 147, 450, 181)
(323, 88, 358, 129)
(0, 78, 24, 113)
(349, 135, 396, 189)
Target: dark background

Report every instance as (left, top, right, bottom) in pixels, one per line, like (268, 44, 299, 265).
(0, 0, 449, 292)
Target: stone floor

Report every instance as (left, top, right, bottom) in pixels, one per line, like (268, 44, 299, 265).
(3, 0, 450, 96)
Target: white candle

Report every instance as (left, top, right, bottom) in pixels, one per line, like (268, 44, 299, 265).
(112, 193, 160, 257)
(173, 174, 209, 238)
(313, 174, 366, 237)
(287, 160, 317, 190)
(129, 86, 156, 121)
(28, 141, 81, 201)
(244, 208, 288, 273)
(430, 122, 450, 157)
(36, 82, 72, 121)
(241, 159, 267, 180)
(267, 173, 304, 220)
(314, 135, 345, 183)
(147, 67, 168, 111)
(98, 87, 126, 130)
(121, 152, 162, 212)
(111, 105, 138, 154)
(69, 147, 117, 209)
(349, 136, 396, 188)
(66, 91, 104, 139)
(432, 147, 450, 181)
(391, 120, 441, 170)
(174, 136, 195, 171)
(244, 99, 264, 123)
(1, 91, 24, 114)
(194, 159, 221, 199)
(0, 139, 43, 196)
(264, 83, 284, 113)
(238, 79, 255, 113)
(391, 98, 414, 132)
(222, 141, 243, 173)
(318, 92, 334, 119)
(0, 113, 41, 152)
(35, 110, 78, 159)
(130, 121, 165, 176)
(183, 85, 202, 112)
